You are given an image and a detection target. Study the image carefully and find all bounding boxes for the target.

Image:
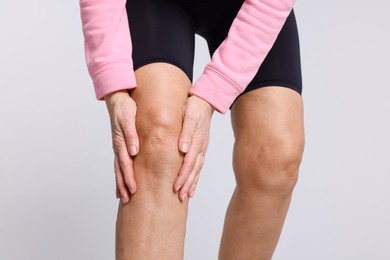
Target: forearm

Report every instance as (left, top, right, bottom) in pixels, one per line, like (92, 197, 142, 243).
(79, 0, 137, 100)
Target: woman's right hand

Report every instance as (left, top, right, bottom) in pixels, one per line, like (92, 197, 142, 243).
(105, 90, 139, 204)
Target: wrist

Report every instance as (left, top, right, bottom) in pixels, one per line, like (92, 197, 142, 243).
(190, 94, 215, 116)
(105, 90, 131, 107)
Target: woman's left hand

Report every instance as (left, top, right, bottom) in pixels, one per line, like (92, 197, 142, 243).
(174, 95, 215, 201)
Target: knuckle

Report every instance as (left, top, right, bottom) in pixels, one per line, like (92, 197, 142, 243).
(115, 174, 122, 185)
(199, 155, 206, 165)
(184, 158, 196, 171)
(180, 128, 193, 138)
(180, 134, 190, 142)
(192, 161, 203, 175)
(192, 139, 201, 146)
(194, 164, 203, 174)
(114, 165, 121, 175)
(112, 136, 124, 150)
(114, 159, 121, 173)
(118, 157, 129, 169)
(126, 131, 137, 141)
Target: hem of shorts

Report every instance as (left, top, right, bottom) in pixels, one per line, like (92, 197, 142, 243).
(133, 58, 193, 83)
(229, 80, 303, 110)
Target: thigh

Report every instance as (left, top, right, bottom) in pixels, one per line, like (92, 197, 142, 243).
(126, 0, 196, 83)
(131, 62, 190, 110)
(231, 87, 305, 160)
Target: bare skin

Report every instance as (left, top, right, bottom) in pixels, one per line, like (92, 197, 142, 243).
(105, 63, 213, 204)
(105, 62, 304, 259)
(218, 87, 305, 260)
(106, 63, 212, 260)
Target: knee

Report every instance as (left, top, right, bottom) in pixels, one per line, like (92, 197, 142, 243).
(135, 106, 183, 171)
(233, 135, 304, 196)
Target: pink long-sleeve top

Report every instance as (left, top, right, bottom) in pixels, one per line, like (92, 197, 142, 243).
(79, 0, 296, 114)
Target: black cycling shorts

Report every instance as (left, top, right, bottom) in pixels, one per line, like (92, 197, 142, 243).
(126, 0, 302, 108)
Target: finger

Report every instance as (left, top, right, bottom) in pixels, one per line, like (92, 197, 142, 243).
(116, 185, 120, 199)
(120, 108, 139, 156)
(178, 109, 198, 154)
(114, 155, 130, 203)
(114, 163, 120, 199)
(173, 142, 201, 192)
(117, 143, 137, 194)
(179, 154, 204, 200)
(189, 172, 201, 198)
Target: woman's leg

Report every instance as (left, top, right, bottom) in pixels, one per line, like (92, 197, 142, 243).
(115, 62, 191, 260)
(218, 86, 305, 260)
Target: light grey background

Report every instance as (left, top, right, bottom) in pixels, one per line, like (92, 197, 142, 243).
(1, 1, 389, 259)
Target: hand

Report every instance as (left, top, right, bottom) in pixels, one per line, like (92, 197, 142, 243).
(174, 95, 215, 201)
(105, 90, 139, 204)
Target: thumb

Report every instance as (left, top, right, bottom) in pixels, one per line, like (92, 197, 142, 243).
(122, 110, 139, 156)
(179, 108, 198, 154)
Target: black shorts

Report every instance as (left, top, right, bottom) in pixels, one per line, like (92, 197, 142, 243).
(126, 0, 302, 108)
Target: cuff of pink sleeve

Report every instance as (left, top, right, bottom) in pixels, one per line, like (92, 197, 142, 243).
(90, 61, 137, 100)
(189, 65, 242, 114)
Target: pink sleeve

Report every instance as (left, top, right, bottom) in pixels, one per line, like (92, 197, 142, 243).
(190, 0, 296, 113)
(79, 0, 137, 101)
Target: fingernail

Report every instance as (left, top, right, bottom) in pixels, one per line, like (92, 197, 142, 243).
(175, 184, 181, 192)
(180, 143, 188, 153)
(189, 190, 194, 198)
(181, 193, 187, 201)
(130, 145, 137, 156)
